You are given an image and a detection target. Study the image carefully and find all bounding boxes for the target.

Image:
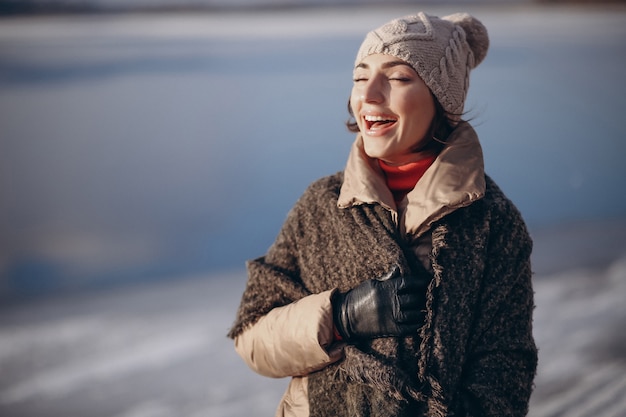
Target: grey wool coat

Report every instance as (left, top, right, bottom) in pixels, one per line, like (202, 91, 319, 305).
(229, 124, 538, 416)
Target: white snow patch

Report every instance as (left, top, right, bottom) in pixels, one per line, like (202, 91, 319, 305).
(0, 322, 211, 404)
(112, 401, 174, 417)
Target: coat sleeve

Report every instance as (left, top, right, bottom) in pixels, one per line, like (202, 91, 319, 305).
(234, 290, 344, 378)
(228, 178, 345, 378)
(228, 191, 312, 339)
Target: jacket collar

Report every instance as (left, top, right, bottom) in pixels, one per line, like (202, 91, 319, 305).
(338, 122, 486, 237)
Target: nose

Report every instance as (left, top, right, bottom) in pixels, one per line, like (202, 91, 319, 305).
(361, 77, 385, 104)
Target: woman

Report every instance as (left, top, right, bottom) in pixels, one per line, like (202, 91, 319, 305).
(228, 11, 537, 417)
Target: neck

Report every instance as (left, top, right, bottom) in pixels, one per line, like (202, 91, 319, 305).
(379, 156, 428, 167)
(379, 143, 440, 166)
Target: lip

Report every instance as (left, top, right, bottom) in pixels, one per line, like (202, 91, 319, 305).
(361, 111, 398, 136)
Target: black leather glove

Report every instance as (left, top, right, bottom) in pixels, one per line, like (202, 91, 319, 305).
(332, 266, 430, 342)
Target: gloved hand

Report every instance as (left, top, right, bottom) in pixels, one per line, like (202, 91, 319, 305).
(332, 266, 430, 342)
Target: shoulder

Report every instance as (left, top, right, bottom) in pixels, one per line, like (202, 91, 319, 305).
(482, 175, 526, 226)
(294, 172, 344, 210)
(481, 175, 532, 252)
(304, 172, 344, 196)
(442, 175, 530, 249)
(279, 172, 345, 232)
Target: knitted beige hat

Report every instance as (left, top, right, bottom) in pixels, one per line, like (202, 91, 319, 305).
(355, 12, 489, 118)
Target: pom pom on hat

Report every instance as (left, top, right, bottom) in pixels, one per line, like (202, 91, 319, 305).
(354, 12, 490, 118)
(442, 13, 489, 68)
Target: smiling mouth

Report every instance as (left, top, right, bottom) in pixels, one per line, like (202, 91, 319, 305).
(364, 114, 397, 131)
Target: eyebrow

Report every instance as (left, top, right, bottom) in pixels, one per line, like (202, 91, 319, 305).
(355, 60, 413, 70)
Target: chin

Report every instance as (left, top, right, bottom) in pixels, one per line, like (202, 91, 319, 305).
(362, 140, 391, 160)
(362, 144, 381, 159)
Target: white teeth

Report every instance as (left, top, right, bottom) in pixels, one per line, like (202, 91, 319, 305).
(364, 115, 395, 122)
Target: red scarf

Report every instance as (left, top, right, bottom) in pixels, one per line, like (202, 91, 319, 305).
(378, 155, 437, 206)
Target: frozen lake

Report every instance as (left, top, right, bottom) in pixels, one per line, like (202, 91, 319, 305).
(1, 3, 625, 299)
(1, 3, 626, 416)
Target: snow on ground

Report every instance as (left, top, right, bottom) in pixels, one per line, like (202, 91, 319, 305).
(0, 218, 625, 417)
(530, 264, 626, 417)
(0, 270, 288, 417)
(529, 241, 626, 416)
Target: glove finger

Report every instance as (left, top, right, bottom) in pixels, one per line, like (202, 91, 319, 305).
(397, 293, 426, 308)
(396, 275, 430, 293)
(396, 323, 422, 335)
(396, 309, 425, 324)
(395, 301, 425, 324)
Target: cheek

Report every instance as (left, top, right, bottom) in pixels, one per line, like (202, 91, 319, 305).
(350, 90, 362, 124)
(350, 89, 360, 110)
(420, 90, 436, 116)
(407, 94, 435, 124)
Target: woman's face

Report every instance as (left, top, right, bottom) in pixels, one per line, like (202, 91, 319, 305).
(350, 53, 436, 165)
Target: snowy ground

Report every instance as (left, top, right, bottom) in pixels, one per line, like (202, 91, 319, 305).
(528, 220, 626, 417)
(0, 218, 625, 417)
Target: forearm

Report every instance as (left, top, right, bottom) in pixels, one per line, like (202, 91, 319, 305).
(234, 290, 344, 378)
